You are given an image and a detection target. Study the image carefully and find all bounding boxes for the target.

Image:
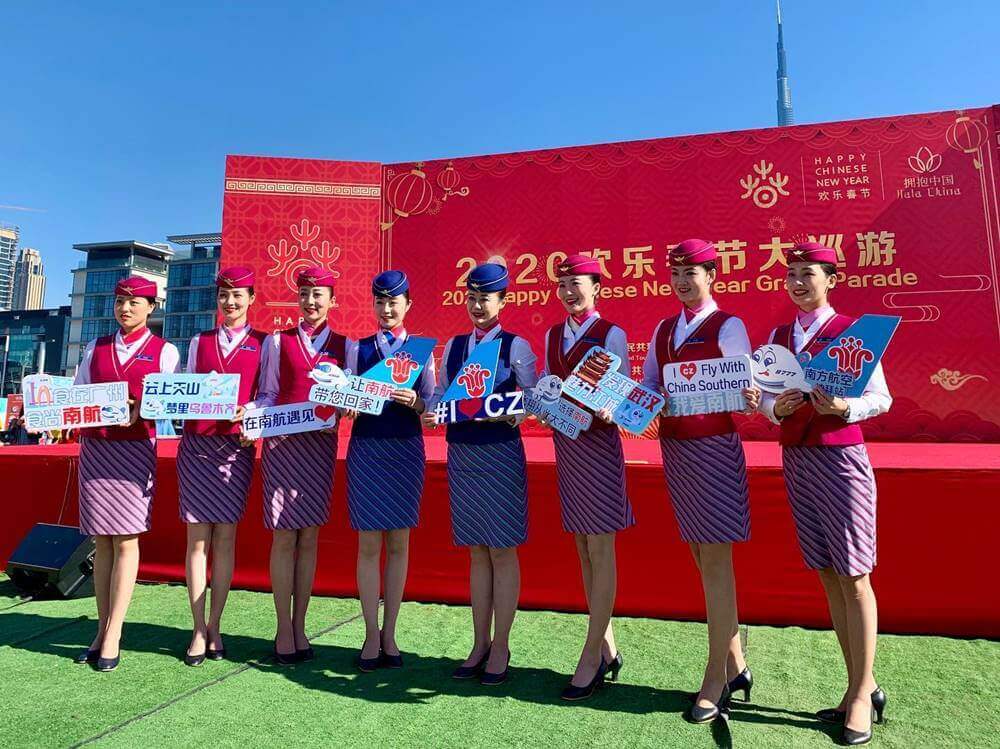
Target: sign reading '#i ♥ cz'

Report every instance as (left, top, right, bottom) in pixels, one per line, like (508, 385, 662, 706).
(661, 355, 753, 417)
(432, 390, 526, 425)
(562, 346, 665, 434)
(241, 402, 337, 439)
(140, 372, 241, 420)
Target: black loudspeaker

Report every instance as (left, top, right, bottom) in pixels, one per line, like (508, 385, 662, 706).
(5, 524, 96, 598)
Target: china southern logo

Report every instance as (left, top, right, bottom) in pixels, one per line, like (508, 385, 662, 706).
(384, 351, 419, 384)
(456, 363, 492, 397)
(828, 337, 874, 379)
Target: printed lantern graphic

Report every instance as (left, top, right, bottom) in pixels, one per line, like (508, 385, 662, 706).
(266, 218, 341, 293)
(456, 363, 492, 397)
(827, 337, 874, 379)
(384, 351, 420, 384)
(436, 161, 469, 201)
(382, 163, 435, 229)
(946, 115, 988, 169)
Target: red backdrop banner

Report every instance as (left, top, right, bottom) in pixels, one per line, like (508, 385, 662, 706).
(224, 105, 1000, 441)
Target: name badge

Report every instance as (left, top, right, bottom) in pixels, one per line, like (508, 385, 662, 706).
(135, 354, 154, 362)
(686, 337, 705, 345)
(239, 344, 258, 352)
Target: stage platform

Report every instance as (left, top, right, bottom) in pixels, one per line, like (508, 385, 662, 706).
(3, 437, 998, 638)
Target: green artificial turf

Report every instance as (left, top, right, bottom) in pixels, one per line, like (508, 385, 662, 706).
(1, 575, 996, 748)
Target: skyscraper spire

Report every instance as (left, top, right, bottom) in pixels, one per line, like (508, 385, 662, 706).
(776, 0, 794, 126)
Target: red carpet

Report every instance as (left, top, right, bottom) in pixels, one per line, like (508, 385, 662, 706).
(3, 437, 998, 638)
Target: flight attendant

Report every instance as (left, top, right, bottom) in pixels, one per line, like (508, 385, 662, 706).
(73, 276, 180, 671)
(422, 262, 538, 686)
(641, 239, 759, 723)
(178, 266, 268, 666)
(345, 270, 434, 672)
(257, 266, 355, 664)
(760, 242, 891, 746)
(541, 254, 632, 701)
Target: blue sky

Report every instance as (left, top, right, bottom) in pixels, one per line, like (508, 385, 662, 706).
(3, 0, 998, 306)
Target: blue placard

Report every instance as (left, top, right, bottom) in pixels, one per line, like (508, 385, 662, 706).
(562, 346, 665, 434)
(441, 339, 501, 402)
(804, 314, 901, 397)
(362, 336, 436, 388)
(140, 372, 241, 420)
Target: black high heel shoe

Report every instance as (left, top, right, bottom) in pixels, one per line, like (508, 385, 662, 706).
(480, 653, 511, 686)
(96, 653, 121, 672)
(452, 649, 490, 680)
(184, 651, 206, 667)
(687, 667, 754, 703)
(379, 632, 403, 669)
(206, 647, 226, 661)
(273, 641, 298, 666)
(817, 687, 887, 724)
(728, 667, 753, 701)
(560, 658, 608, 702)
(356, 647, 381, 673)
(74, 649, 100, 665)
(605, 652, 624, 682)
(686, 684, 730, 724)
(841, 705, 877, 746)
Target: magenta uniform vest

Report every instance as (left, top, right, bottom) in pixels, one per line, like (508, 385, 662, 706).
(776, 313, 864, 447)
(276, 326, 348, 405)
(184, 328, 268, 437)
(655, 310, 738, 440)
(546, 317, 617, 434)
(84, 331, 166, 441)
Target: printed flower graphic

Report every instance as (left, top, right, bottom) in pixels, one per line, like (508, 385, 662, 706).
(907, 146, 942, 174)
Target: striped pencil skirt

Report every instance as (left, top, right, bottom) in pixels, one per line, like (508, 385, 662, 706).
(552, 427, 634, 535)
(782, 444, 877, 576)
(346, 435, 425, 531)
(177, 433, 255, 524)
(261, 430, 337, 530)
(78, 437, 157, 536)
(660, 432, 750, 544)
(446, 439, 529, 548)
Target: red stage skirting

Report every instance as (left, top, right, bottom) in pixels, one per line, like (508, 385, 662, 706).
(3, 438, 998, 638)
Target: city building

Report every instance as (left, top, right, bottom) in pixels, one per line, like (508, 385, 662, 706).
(12, 247, 46, 310)
(65, 240, 173, 374)
(776, 0, 794, 126)
(0, 306, 71, 396)
(0, 226, 19, 311)
(164, 233, 221, 366)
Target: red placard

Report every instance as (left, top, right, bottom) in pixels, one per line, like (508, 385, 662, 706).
(221, 155, 382, 338)
(223, 105, 1000, 442)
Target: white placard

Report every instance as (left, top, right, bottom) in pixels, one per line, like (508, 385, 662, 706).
(661, 355, 752, 416)
(241, 402, 337, 439)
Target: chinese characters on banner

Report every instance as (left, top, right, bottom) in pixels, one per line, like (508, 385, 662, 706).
(222, 106, 1000, 441)
(21, 374, 129, 432)
(140, 373, 241, 421)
